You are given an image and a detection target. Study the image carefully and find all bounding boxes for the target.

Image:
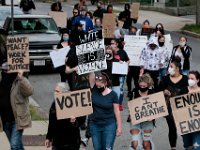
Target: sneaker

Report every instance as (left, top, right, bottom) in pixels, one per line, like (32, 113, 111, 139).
(119, 104, 123, 111)
(81, 138, 88, 147)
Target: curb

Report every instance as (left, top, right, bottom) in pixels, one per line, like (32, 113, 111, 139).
(181, 30, 200, 39)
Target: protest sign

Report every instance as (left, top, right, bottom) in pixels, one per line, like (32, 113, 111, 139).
(170, 92, 200, 135)
(7, 36, 29, 73)
(131, 3, 140, 19)
(50, 47, 70, 68)
(102, 14, 115, 38)
(48, 11, 67, 28)
(164, 34, 173, 57)
(76, 30, 107, 75)
(141, 28, 154, 37)
(55, 88, 92, 120)
(124, 35, 147, 66)
(112, 62, 128, 75)
(128, 92, 168, 125)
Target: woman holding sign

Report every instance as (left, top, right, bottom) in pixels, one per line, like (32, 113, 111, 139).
(89, 72, 122, 150)
(179, 71, 200, 150)
(45, 82, 85, 150)
(128, 73, 155, 150)
(159, 57, 188, 150)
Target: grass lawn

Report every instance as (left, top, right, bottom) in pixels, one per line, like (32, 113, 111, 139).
(29, 105, 47, 120)
(182, 24, 200, 34)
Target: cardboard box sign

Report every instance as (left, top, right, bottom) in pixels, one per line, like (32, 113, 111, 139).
(55, 88, 93, 120)
(6, 36, 30, 73)
(170, 91, 200, 135)
(131, 3, 140, 19)
(128, 92, 168, 125)
(48, 11, 67, 28)
(102, 14, 116, 38)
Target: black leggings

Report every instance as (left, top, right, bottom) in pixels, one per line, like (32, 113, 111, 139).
(126, 66, 140, 91)
(166, 115, 177, 148)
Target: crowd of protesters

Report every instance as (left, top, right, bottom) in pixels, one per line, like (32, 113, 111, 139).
(0, 0, 199, 150)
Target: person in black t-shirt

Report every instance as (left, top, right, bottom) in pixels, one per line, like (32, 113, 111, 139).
(45, 82, 85, 150)
(159, 57, 188, 150)
(110, 39, 130, 111)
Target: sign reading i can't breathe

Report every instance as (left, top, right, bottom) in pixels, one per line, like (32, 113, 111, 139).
(55, 88, 93, 120)
(76, 30, 107, 75)
(6, 36, 29, 73)
(128, 92, 168, 125)
(170, 91, 200, 135)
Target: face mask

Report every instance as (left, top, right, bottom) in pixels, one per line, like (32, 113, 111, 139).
(168, 67, 175, 76)
(81, 11, 86, 16)
(63, 35, 69, 42)
(159, 42, 164, 47)
(97, 86, 105, 93)
(149, 44, 157, 50)
(139, 87, 149, 93)
(179, 41, 186, 47)
(188, 79, 196, 87)
(129, 32, 136, 35)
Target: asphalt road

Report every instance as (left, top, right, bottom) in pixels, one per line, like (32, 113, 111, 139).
(27, 2, 200, 150)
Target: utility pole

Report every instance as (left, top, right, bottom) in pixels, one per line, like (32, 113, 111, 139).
(177, 0, 179, 16)
(11, 0, 14, 35)
(197, 0, 200, 24)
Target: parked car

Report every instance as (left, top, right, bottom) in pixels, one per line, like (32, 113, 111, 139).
(0, 6, 23, 26)
(0, 15, 61, 68)
(1, 0, 20, 6)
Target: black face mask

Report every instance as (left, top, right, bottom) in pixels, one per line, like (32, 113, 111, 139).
(129, 32, 136, 35)
(97, 87, 105, 93)
(139, 87, 149, 93)
(159, 42, 164, 47)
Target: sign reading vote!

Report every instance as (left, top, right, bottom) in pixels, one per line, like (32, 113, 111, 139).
(128, 92, 168, 125)
(55, 88, 93, 120)
(170, 92, 200, 135)
(7, 36, 29, 73)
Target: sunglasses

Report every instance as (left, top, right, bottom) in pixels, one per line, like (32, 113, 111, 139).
(73, 12, 78, 14)
(95, 76, 103, 81)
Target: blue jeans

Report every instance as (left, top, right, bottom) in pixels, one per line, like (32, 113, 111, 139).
(3, 121, 24, 150)
(182, 132, 200, 150)
(112, 86, 120, 101)
(159, 68, 167, 81)
(119, 76, 126, 105)
(90, 122, 117, 150)
(182, 70, 189, 76)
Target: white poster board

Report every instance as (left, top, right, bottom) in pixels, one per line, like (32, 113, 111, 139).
(50, 47, 70, 68)
(124, 35, 147, 66)
(164, 34, 173, 57)
(112, 62, 128, 75)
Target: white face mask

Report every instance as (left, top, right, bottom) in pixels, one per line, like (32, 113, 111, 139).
(179, 41, 186, 47)
(168, 67, 175, 76)
(188, 79, 196, 87)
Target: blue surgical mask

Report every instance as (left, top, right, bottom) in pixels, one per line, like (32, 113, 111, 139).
(63, 35, 69, 42)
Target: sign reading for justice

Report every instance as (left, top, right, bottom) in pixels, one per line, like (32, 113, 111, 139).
(7, 36, 29, 73)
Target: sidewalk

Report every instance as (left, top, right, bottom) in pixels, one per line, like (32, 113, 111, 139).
(64, 0, 195, 31)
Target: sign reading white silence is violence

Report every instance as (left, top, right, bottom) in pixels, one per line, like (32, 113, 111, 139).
(75, 30, 107, 75)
